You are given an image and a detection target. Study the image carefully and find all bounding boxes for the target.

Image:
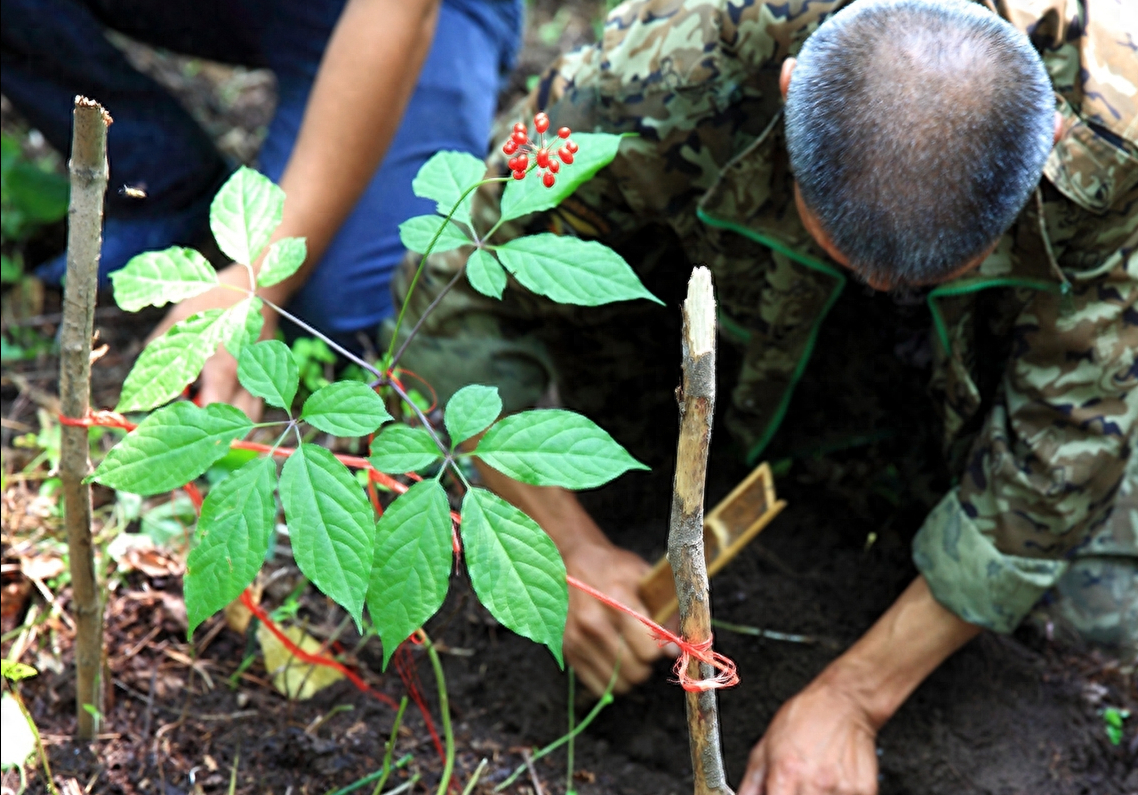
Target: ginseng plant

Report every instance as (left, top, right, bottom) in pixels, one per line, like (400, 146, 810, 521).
(88, 114, 659, 688)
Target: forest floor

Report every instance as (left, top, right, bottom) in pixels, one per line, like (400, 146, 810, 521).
(2, 1, 1135, 794)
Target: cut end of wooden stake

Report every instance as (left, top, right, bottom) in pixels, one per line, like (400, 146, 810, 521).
(74, 95, 113, 126)
(684, 267, 715, 357)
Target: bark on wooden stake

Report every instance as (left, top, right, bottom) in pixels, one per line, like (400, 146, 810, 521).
(59, 96, 110, 741)
(668, 267, 733, 795)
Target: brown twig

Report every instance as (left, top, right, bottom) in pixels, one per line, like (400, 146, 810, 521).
(59, 96, 111, 741)
(668, 267, 733, 795)
(521, 749, 546, 795)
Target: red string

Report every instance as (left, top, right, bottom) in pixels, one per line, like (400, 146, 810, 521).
(565, 574, 738, 692)
(66, 408, 739, 693)
(393, 641, 446, 765)
(386, 367, 439, 413)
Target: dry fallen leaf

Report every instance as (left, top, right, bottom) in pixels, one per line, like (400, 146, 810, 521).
(19, 554, 66, 581)
(257, 623, 345, 700)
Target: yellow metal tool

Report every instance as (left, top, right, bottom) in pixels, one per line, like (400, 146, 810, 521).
(638, 462, 787, 625)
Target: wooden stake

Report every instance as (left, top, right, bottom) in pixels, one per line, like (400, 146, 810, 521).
(59, 96, 110, 741)
(668, 267, 732, 795)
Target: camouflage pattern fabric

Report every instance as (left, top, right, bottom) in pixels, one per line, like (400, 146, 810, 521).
(387, 0, 1138, 635)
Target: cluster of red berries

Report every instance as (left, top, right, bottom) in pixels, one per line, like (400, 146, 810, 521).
(502, 112, 579, 188)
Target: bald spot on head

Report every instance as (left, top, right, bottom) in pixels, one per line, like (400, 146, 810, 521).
(785, 0, 1055, 287)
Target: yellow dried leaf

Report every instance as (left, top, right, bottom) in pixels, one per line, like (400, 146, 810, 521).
(256, 623, 344, 700)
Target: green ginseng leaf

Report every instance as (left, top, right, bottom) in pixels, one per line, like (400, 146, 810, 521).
(398, 215, 472, 255)
(465, 249, 507, 299)
(110, 247, 218, 312)
(237, 339, 299, 410)
(91, 402, 252, 495)
(461, 487, 567, 666)
(257, 237, 307, 288)
(218, 296, 264, 358)
(498, 132, 625, 223)
(475, 409, 647, 489)
(301, 381, 392, 437)
(366, 480, 453, 666)
(185, 456, 277, 636)
(209, 166, 284, 265)
(494, 234, 661, 307)
(368, 425, 441, 474)
(115, 309, 225, 412)
(280, 444, 375, 628)
(411, 150, 487, 228)
(444, 384, 502, 446)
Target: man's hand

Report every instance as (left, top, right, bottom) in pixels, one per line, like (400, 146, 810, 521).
(739, 674, 879, 795)
(562, 539, 671, 696)
(740, 576, 981, 795)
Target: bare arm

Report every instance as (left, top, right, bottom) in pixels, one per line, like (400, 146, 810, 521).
(159, 0, 441, 415)
(260, 0, 440, 304)
(740, 575, 980, 795)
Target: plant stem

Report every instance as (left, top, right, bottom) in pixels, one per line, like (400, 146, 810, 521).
(461, 759, 488, 795)
(370, 696, 409, 795)
(324, 754, 413, 795)
(669, 267, 732, 795)
(420, 631, 455, 795)
(10, 685, 59, 795)
(494, 664, 619, 793)
(389, 264, 467, 369)
(59, 96, 110, 742)
(262, 299, 382, 378)
(384, 178, 506, 363)
(566, 667, 576, 794)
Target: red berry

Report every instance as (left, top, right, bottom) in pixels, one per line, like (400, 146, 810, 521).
(536, 149, 550, 168)
(502, 139, 518, 155)
(515, 154, 529, 170)
(565, 140, 579, 154)
(542, 172, 556, 188)
(558, 147, 574, 164)
(534, 113, 550, 133)
(548, 159, 559, 174)
(507, 156, 518, 171)
(558, 127, 571, 139)
(513, 121, 527, 134)
(512, 169, 526, 180)
(512, 130, 528, 145)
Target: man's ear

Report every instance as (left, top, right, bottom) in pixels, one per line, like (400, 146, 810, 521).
(1053, 110, 1063, 145)
(780, 58, 797, 101)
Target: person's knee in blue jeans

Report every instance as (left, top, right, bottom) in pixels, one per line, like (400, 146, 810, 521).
(1, 0, 520, 350)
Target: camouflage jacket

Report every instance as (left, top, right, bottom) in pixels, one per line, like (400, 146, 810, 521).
(396, 0, 1137, 633)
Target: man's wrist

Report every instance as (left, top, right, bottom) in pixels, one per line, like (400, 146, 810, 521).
(815, 648, 909, 730)
(812, 576, 982, 731)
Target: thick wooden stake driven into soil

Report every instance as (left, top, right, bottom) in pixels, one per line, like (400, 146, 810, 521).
(668, 267, 732, 795)
(59, 96, 110, 740)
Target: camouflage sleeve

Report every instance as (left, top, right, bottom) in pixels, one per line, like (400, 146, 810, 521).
(914, 250, 1138, 633)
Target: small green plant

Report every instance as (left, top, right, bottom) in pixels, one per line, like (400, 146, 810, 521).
(89, 114, 658, 672)
(1, 659, 58, 794)
(1, 132, 69, 283)
(1102, 706, 1129, 746)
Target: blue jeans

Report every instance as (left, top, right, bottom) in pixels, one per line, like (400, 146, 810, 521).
(1, 0, 521, 347)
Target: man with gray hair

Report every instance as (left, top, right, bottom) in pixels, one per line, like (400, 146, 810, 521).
(343, 0, 1134, 791)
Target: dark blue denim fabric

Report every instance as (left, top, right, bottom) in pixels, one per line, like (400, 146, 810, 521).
(1, 0, 522, 344)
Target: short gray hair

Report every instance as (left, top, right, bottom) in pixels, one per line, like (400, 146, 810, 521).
(785, 0, 1055, 285)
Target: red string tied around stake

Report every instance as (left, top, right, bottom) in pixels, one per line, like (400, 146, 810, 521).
(564, 575, 738, 692)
